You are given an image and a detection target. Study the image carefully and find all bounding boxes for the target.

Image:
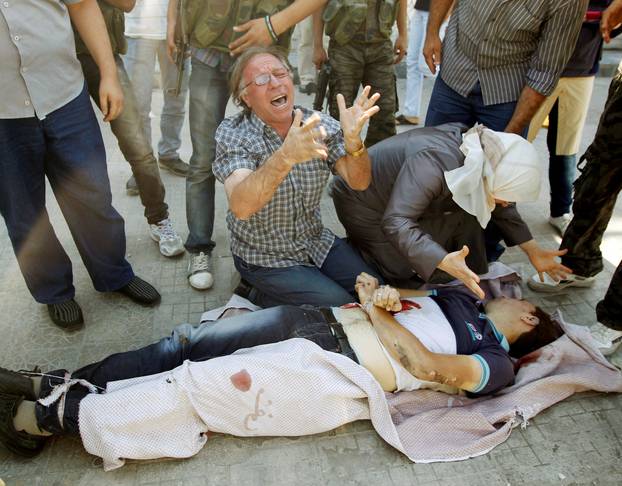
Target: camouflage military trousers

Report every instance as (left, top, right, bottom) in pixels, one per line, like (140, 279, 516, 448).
(327, 39, 397, 147)
(560, 70, 622, 329)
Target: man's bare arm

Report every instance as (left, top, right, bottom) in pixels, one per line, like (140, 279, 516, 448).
(366, 304, 484, 391)
(504, 86, 546, 135)
(229, 0, 329, 55)
(225, 110, 329, 220)
(225, 153, 293, 221)
(393, 0, 408, 64)
(102, 0, 135, 12)
(422, 0, 453, 73)
(68, 0, 123, 121)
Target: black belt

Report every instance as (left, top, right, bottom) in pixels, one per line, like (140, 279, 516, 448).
(319, 307, 359, 364)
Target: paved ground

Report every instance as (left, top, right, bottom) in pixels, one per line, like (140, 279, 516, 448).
(1, 56, 622, 484)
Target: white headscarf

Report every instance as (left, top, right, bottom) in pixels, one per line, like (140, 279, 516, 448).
(444, 124, 542, 228)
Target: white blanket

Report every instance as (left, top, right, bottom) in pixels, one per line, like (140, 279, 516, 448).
(78, 314, 622, 471)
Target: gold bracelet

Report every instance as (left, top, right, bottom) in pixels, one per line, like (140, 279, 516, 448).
(346, 142, 366, 157)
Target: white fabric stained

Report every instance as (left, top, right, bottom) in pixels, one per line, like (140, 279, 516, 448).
(78, 314, 622, 471)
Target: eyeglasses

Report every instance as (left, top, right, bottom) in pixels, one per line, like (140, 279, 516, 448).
(241, 68, 291, 90)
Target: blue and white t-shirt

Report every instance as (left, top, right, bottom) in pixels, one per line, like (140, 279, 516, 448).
(389, 289, 515, 396)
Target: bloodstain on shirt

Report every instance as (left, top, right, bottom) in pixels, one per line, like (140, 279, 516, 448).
(230, 369, 252, 392)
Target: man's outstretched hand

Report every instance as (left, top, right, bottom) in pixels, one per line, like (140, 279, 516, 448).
(278, 109, 328, 165)
(337, 86, 380, 152)
(437, 246, 485, 299)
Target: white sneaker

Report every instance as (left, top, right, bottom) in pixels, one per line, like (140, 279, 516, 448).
(188, 252, 214, 290)
(527, 272, 596, 293)
(548, 213, 572, 235)
(149, 218, 185, 257)
(588, 322, 622, 356)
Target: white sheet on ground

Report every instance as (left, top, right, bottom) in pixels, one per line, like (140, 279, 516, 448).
(78, 311, 622, 471)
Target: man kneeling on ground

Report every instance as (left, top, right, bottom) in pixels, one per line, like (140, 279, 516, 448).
(0, 273, 563, 457)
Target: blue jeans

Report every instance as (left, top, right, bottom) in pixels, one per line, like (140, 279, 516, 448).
(124, 38, 189, 160)
(425, 76, 524, 134)
(547, 101, 575, 217)
(36, 305, 347, 435)
(185, 59, 230, 253)
(234, 237, 384, 307)
(0, 86, 134, 303)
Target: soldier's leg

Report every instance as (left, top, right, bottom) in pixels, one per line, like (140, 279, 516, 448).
(561, 72, 622, 277)
(328, 41, 365, 121)
(361, 39, 397, 146)
(596, 262, 622, 331)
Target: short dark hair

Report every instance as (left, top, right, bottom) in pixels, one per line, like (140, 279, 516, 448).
(228, 46, 293, 115)
(508, 307, 564, 359)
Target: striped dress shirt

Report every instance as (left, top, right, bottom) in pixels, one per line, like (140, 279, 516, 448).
(440, 0, 589, 106)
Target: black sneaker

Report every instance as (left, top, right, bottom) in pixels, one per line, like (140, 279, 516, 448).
(126, 175, 139, 196)
(0, 368, 36, 401)
(158, 157, 190, 177)
(117, 276, 161, 306)
(47, 299, 84, 331)
(0, 393, 48, 457)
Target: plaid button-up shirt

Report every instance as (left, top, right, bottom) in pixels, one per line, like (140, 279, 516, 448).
(214, 106, 347, 268)
(440, 0, 588, 105)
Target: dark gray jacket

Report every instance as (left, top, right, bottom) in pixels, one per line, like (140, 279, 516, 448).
(331, 124, 532, 283)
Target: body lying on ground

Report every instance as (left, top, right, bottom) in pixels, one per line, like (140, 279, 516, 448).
(0, 273, 564, 462)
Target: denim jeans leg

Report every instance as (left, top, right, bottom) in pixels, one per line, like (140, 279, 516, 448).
(70, 305, 331, 386)
(425, 76, 477, 127)
(234, 255, 355, 307)
(43, 87, 135, 292)
(157, 40, 189, 159)
(124, 38, 158, 147)
(0, 117, 75, 303)
(547, 102, 575, 217)
(79, 53, 169, 224)
(470, 83, 519, 133)
(185, 60, 230, 253)
(319, 237, 384, 295)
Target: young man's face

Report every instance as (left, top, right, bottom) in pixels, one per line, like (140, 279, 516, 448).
(485, 297, 536, 317)
(240, 54, 295, 128)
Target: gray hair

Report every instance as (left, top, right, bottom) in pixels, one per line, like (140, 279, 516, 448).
(229, 46, 293, 115)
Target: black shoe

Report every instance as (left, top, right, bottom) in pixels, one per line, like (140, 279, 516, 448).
(47, 299, 84, 331)
(126, 175, 139, 196)
(159, 157, 190, 177)
(0, 368, 36, 401)
(233, 278, 253, 300)
(0, 393, 48, 457)
(117, 276, 161, 306)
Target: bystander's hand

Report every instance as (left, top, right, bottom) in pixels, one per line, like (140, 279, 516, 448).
(99, 74, 124, 122)
(422, 32, 442, 74)
(337, 86, 380, 153)
(437, 246, 485, 299)
(313, 45, 328, 70)
(372, 285, 402, 312)
(393, 34, 408, 64)
(527, 246, 572, 282)
(230, 18, 272, 56)
(601, 0, 622, 42)
(278, 109, 328, 165)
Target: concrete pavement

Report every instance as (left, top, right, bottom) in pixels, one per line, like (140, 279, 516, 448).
(0, 61, 621, 485)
